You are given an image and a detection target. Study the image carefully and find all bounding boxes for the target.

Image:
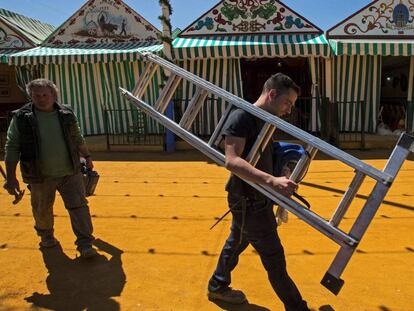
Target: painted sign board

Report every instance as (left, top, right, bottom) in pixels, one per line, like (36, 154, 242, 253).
(180, 0, 322, 36)
(328, 0, 414, 38)
(45, 0, 161, 47)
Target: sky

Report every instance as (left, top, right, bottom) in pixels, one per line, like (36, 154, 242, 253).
(0, 0, 372, 32)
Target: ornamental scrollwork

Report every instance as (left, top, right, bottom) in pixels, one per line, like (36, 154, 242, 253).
(344, 0, 414, 35)
(0, 27, 25, 48)
(187, 0, 314, 33)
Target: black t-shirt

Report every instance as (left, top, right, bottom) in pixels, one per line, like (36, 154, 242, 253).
(222, 108, 273, 200)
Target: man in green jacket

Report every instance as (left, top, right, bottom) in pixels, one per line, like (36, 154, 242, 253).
(3, 78, 97, 258)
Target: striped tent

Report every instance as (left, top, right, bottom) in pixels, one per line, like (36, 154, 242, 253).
(0, 49, 18, 64)
(8, 43, 164, 135)
(327, 0, 414, 134)
(173, 34, 331, 60)
(330, 40, 414, 57)
(8, 34, 330, 135)
(171, 35, 329, 135)
(328, 41, 414, 133)
(330, 55, 381, 133)
(44, 60, 163, 136)
(8, 43, 163, 66)
(9, 35, 330, 65)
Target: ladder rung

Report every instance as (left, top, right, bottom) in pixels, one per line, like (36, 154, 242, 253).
(179, 88, 209, 130)
(208, 104, 233, 148)
(154, 75, 182, 114)
(246, 123, 276, 166)
(329, 171, 366, 227)
(133, 62, 159, 98)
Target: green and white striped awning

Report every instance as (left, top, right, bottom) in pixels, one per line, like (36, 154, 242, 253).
(330, 40, 414, 56)
(173, 34, 330, 59)
(0, 49, 21, 64)
(9, 43, 163, 65)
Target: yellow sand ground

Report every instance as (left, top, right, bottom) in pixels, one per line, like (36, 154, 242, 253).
(0, 151, 413, 311)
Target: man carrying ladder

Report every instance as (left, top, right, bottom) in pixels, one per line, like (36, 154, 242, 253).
(206, 73, 309, 310)
(120, 50, 414, 303)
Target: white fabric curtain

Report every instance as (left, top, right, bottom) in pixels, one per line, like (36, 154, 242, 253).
(407, 56, 414, 132)
(332, 55, 381, 133)
(309, 56, 321, 132)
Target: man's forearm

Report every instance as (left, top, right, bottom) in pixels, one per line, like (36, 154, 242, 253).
(5, 160, 18, 180)
(226, 157, 273, 187)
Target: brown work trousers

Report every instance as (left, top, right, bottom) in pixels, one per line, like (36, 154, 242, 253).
(30, 172, 94, 249)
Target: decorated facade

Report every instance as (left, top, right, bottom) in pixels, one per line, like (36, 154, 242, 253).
(328, 0, 414, 38)
(327, 0, 414, 134)
(181, 0, 320, 36)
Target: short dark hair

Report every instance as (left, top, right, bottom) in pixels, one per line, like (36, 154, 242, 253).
(262, 73, 301, 96)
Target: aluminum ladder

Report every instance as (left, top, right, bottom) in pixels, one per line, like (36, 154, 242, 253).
(119, 52, 414, 295)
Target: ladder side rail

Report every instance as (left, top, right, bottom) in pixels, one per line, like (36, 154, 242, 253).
(140, 52, 392, 184)
(208, 104, 233, 147)
(329, 171, 366, 227)
(246, 124, 276, 166)
(154, 75, 182, 113)
(132, 62, 154, 96)
(121, 88, 358, 248)
(322, 133, 414, 295)
(133, 62, 158, 98)
(179, 88, 209, 130)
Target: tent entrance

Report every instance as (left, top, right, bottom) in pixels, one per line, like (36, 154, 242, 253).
(379, 56, 410, 133)
(240, 58, 313, 132)
(241, 57, 311, 102)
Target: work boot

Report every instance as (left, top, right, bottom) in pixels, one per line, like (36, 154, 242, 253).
(39, 236, 59, 248)
(207, 287, 247, 304)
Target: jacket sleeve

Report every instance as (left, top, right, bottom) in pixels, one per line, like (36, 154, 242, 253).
(4, 117, 21, 163)
(70, 120, 86, 146)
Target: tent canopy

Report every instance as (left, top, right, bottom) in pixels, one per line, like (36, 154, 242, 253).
(330, 39, 414, 56)
(173, 34, 330, 59)
(8, 43, 164, 65)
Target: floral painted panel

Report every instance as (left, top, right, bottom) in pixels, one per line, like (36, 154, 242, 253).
(328, 0, 414, 37)
(0, 22, 32, 49)
(45, 0, 160, 47)
(181, 0, 321, 36)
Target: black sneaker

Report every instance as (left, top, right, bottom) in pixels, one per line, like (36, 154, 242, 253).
(207, 287, 247, 304)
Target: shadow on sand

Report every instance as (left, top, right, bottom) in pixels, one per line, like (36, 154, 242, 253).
(25, 239, 125, 311)
(210, 300, 336, 311)
(209, 299, 271, 311)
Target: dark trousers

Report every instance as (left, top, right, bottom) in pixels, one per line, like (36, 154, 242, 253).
(208, 197, 309, 311)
